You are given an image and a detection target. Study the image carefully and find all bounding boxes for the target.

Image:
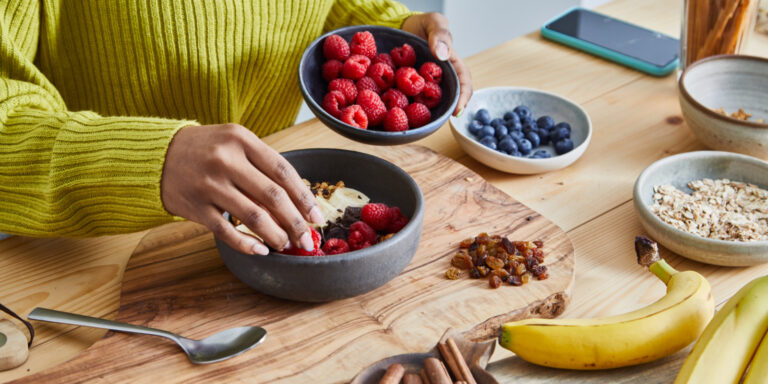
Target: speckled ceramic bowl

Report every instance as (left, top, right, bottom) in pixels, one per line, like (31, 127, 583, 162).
(449, 87, 592, 174)
(216, 149, 424, 302)
(299, 25, 459, 145)
(679, 55, 768, 159)
(633, 151, 768, 266)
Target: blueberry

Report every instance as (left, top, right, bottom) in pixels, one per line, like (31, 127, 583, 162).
(520, 115, 534, 127)
(518, 138, 533, 155)
(507, 121, 522, 131)
(509, 130, 524, 142)
(491, 118, 506, 129)
(475, 109, 492, 125)
(503, 112, 521, 126)
(468, 120, 484, 136)
(477, 125, 495, 138)
(522, 125, 536, 135)
(551, 126, 571, 142)
(554, 122, 572, 132)
(525, 131, 541, 148)
(539, 129, 551, 145)
(499, 137, 518, 153)
(536, 116, 555, 130)
(479, 136, 497, 150)
(509, 150, 522, 157)
(555, 138, 575, 155)
(514, 105, 532, 119)
(494, 125, 508, 139)
(531, 149, 551, 159)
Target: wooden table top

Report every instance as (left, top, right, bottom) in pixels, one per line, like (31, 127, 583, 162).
(1, 0, 767, 382)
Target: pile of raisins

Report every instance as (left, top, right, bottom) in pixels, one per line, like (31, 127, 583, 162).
(445, 233, 549, 288)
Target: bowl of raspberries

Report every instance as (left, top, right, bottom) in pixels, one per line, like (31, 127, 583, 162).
(299, 25, 460, 145)
(215, 148, 425, 302)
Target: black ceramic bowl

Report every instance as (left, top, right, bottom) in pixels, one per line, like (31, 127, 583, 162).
(299, 25, 460, 145)
(215, 149, 425, 302)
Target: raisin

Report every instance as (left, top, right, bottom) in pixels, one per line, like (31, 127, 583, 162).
(491, 269, 509, 279)
(469, 267, 482, 279)
(475, 254, 488, 267)
(537, 272, 550, 280)
(445, 267, 461, 280)
(451, 252, 474, 270)
(488, 246, 497, 257)
(486, 256, 505, 270)
(477, 266, 490, 277)
(476, 233, 490, 244)
(534, 240, 544, 248)
(507, 275, 522, 286)
(468, 242, 479, 253)
(532, 265, 548, 277)
(476, 244, 487, 256)
(501, 238, 516, 254)
(514, 241, 526, 253)
(533, 248, 544, 260)
(525, 255, 539, 269)
(489, 275, 502, 289)
(521, 272, 532, 284)
(459, 238, 474, 248)
(523, 249, 534, 258)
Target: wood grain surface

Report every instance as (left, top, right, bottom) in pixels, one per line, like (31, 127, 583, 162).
(10, 145, 574, 384)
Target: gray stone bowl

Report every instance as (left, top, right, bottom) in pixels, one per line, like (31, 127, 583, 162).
(679, 55, 768, 159)
(633, 151, 768, 266)
(216, 148, 424, 302)
(298, 25, 459, 145)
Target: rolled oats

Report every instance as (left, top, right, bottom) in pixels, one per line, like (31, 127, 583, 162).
(650, 178, 768, 242)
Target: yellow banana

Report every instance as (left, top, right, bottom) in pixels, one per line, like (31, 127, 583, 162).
(675, 275, 768, 384)
(744, 330, 768, 384)
(499, 237, 714, 370)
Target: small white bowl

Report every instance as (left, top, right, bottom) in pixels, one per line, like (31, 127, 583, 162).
(633, 151, 768, 266)
(449, 87, 592, 174)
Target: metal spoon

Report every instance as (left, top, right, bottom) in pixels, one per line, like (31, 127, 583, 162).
(28, 307, 266, 364)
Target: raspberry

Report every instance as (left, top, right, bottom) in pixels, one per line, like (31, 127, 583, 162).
(322, 60, 344, 82)
(405, 102, 431, 128)
(350, 221, 377, 243)
(361, 203, 393, 231)
(356, 89, 386, 127)
(340, 104, 368, 129)
(328, 78, 357, 105)
(322, 90, 346, 118)
(372, 53, 396, 70)
(323, 34, 350, 61)
(356, 76, 380, 94)
(350, 31, 377, 59)
(383, 107, 409, 132)
(348, 230, 372, 251)
(366, 62, 394, 91)
(342, 54, 371, 80)
(391, 43, 416, 67)
(419, 62, 443, 84)
(386, 207, 409, 233)
(381, 88, 409, 110)
(322, 238, 350, 255)
(395, 67, 425, 97)
(283, 227, 323, 256)
(414, 82, 442, 109)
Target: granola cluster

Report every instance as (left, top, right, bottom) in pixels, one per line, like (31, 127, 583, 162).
(650, 179, 768, 242)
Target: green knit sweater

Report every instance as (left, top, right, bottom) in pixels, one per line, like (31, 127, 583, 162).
(0, 0, 413, 237)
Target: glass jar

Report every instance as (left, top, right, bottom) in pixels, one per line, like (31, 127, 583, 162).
(681, 0, 760, 70)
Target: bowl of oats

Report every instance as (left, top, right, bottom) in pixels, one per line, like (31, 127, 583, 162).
(679, 55, 768, 160)
(633, 151, 768, 266)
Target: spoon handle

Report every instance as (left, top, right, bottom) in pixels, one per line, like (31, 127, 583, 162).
(28, 307, 178, 340)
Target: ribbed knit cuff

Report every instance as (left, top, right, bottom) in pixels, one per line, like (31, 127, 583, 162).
(324, 0, 418, 32)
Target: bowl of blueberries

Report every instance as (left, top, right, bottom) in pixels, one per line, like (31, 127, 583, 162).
(449, 87, 592, 174)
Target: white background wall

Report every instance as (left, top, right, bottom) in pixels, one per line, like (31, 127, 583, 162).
(295, 0, 612, 124)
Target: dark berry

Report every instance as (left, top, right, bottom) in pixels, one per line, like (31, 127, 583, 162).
(518, 138, 533, 155)
(479, 136, 497, 150)
(525, 131, 541, 147)
(536, 116, 555, 130)
(554, 122, 572, 132)
(503, 111, 520, 125)
(475, 109, 492, 125)
(478, 125, 495, 138)
(514, 105, 532, 119)
(469, 120, 483, 136)
(494, 125, 508, 139)
(552, 126, 571, 142)
(509, 150, 522, 157)
(509, 130, 524, 142)
(531, 149, 551, 159)
(507, 121, 522, 131)
(521, 115, 535, 128)
(539, 129, 551, 145)
(499, 137, 518, 153)
(490, 118, 506, 129)
(555, 138, 575, 154)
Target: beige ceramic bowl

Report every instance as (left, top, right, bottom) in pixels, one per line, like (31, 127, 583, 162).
(679, 55, 768, 159)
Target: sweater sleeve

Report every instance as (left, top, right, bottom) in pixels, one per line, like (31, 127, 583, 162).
(0, 0, 197, 237)
(323, 0, 418, 32)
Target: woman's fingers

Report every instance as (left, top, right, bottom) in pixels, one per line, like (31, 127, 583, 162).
(201, 206, 270, 255)
(450, 51, 473, 115)
(423, 13, 453, 61)
(213, 186, 292, 251)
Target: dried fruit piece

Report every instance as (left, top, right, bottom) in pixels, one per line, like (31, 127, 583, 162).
(489, 275, 502, 289)
(451, 252, 474, 270)
(446, 267, 461, 280)
(486, 256, 505, 270)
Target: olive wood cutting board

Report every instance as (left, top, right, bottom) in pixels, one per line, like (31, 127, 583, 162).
(13, 144, 574, 384)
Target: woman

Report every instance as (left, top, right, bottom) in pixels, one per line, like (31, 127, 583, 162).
(0, 0, 472, 255)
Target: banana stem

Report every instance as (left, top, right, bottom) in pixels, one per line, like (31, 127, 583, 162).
(649, 259, 678, 284)
(635, 236, 678, 284)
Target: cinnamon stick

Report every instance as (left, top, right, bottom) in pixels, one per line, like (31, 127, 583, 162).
(420, 368, 430, 384)
(446, 338, 477, 384)
(378, 363, 405, 384)
(424, 357, 452, 384)
(437, 342, 462, 381)
(403, 373, 424, 384)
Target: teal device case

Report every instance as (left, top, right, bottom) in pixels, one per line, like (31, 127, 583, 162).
(540, 8, 679, 77)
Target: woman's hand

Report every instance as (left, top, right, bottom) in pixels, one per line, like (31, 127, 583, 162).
(161, 124, 323, 255)
(401, 12, 473, 116)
